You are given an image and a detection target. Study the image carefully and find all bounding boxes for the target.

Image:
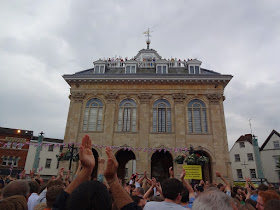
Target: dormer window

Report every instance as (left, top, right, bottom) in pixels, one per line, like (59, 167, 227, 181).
(189, 65, 200, 74)
(157, 65, 168, 74)
(125, 65, 136, 74)
(94, 65, 105, 74)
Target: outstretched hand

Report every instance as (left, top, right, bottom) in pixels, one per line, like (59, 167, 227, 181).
(180, 168, 186, 180)
(20, 170, 26, 179)
(169, 166, 174, 178)
(104, 147, 118, 183)
(79, 135, 95, 171)
(215, 171, 222, 177)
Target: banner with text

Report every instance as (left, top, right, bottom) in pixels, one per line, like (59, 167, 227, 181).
(183, 165, 202, 180)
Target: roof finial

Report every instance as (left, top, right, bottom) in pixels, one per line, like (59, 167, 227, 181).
(143, 28, 152, 49)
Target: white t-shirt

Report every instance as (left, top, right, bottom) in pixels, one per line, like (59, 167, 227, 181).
(28, 193, 39, 210)
(144, 201, 186, 210)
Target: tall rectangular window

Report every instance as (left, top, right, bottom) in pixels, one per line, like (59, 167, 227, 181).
(247, 153, 254, 161)
(45, 159, 52, 168)
(188, 99, 208, 134)
(235, 154, 240, 162)
(48, 145, 54, 151)
(250, 169, 256, 179)
(237, 169, 243, 179)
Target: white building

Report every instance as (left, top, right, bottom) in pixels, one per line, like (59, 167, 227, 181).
(229, 134, 258, 183)
(260, 130, 280, 184)
(25, 136, 63, 179)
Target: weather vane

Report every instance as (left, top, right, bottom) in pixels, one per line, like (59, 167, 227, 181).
(143, 28, 153, 49)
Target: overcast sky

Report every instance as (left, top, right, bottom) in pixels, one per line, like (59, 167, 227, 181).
(1, 0, 279, 149)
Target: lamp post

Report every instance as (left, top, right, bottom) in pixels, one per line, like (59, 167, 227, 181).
(65, 144, 78, 171)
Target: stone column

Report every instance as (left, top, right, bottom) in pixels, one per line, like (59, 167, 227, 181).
(207, 93, 232, 183)
(173, 93, 186, 177)
(137, 93, 152, 176)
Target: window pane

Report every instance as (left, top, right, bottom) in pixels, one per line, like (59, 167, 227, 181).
(123, 107, 131, 132)
(126, 66, 130, 73)
(95, 66, 99, 74)
(158, 108, 166, 132)
(190, 66, 194, 74)
(117, 108, 123, 131)
(195, 66, 199, 74)
(188, 109, 193, 133)
(167, 108, 171, 132)
(193, 108, 202, 133)
(100, 66, 104, 73)
(202, 109, 207, 132)
(132, 108, 137, 132)
(131, 66, 136, 73)
(157, 66, 162, 73)
(152, 109, 157, 132)
(163, 66, 167, 73)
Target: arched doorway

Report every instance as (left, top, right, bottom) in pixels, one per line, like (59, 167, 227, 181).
(194, 150, 212, 182)
(91, 148, 99, 179)
(115, 149, 136, 183)
(151, 151, 173, 183)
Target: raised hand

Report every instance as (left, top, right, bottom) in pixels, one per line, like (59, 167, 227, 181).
(180, 168, 186, 180)
(169, 166, 174, 178)
(58, 167, 64, 179)
(65, 170, 70, 182)
(20, 169, 26, 179)
(215, 171, 222, 177)
(104, 147, 118, 183)
(79, 135, 95, 170)
(30, 168, 35, 178)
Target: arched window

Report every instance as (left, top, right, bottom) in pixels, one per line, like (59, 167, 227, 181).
(153, 99, 171, 133)
(83, 98, 103, 131)
(117, 99, 137, 132)
(188, 99, 208, 133)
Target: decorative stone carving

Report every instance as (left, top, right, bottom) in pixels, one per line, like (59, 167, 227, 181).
(105, 93, 118, 103)
(172, 93, 186, 103)
(137, 93, 152, 103)
(207, 93, 223, 104)
(70, 92, 86, 102)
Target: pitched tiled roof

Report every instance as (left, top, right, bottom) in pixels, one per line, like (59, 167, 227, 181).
(260, 130, 280, 150)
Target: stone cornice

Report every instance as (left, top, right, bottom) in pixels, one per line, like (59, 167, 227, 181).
(172, 93, 186, 103)
(207, 93, 223, 103)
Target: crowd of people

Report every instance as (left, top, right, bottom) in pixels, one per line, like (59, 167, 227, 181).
(1, 135, 280, 210)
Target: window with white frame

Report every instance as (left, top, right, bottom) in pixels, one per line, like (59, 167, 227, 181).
(152, 99, 172, 133)
(117, 99, 137, 132)
(237, 169, 243, 179)
(94, 65, 105, 74)
(250, 169, 257, 179)
(2, 157, 8, 166)
(188, 99, 208, 133)
(235, 154, 241, 162)
(83, 98, 103, 132)
(8, 157, 13, 166)
(156, 65, 168, 74)
(45, 159, 52, 168)
(13, 157, 19, 166)
(189, 65, 200, 74)
(273, 141, 280, 149)
(247, 153, 254, 161)
(48, 144, 54, 151)
(125, 65, 136, 74)
(239, 142, 245, 148)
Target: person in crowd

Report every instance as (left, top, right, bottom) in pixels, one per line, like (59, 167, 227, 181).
(132, 187, 145, 197)
(131, 195, 146, 209)
(192, 187, 237, 210)
(144, 178, 186, 210)
(27, 180, 40, 210)
(256, 190, 280, 210)
(3, 179, 30, 200)
(180, 168, 195, 209)
(264, 199, 280, 210)
(0, 195, 28, 210)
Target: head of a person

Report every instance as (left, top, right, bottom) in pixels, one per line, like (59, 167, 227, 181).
(46, 185, 63, 209)
(150, 195, 164, 202)
(238, 203, 255, 210)
(264, 199, 280, 210)
(0, 195, 27, 210)
(46, 179, 64, 189)
(66, 180, 112, 210)
(131, 195, 146, 209)
(132, 187, 144, 196)
(161, 178, 183, 203)
(217, 183, 225, 191)
(256, 190, 280, 210)
(258, 184, 269, 192)
(180, 186, 190, 203)
(3, 180, 30, 199)
(192, 187, 235, 210)
(28, 180, 40, 195)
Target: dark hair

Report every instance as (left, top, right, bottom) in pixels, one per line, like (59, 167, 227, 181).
(66, 180, 112, 210)
(181, 186, 190, 203)
(264, 199, 280, 210)
(46, 179, 63, 189)
(258, 184, 269, 192)
(3, 180, 30, 199)
(137, 187, 145, 195)
(28, 181, 40, 194)
(161, 178, 183, 200)
(131, 195, 143, 205)
(217, 183, 224, 189)
(46, 185, 63, 208)
(0, 195, 27, 210)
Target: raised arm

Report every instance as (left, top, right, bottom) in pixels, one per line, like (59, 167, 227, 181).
(143, 179, 156, 199)
(169, 166, 174, 179)
(216, 171, 231, 192)
(104, 147, 134, 209)
(180, 168, 195, 198)
(65, 135, 95, 195)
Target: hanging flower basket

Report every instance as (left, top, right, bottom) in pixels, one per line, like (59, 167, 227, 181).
(185, 153, 199, 165)
(56, 150, 79, 162)
(175, 155, 185, 164)
(197, 156, 209, 165)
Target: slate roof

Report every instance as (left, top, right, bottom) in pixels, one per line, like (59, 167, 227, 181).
(32, 136, 63, 143)
(260, 130, 280, 151)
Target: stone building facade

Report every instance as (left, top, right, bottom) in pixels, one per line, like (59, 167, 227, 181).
(62, 45, 233, 182)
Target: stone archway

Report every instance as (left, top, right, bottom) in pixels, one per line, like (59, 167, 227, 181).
(151, 151, 173, 183)
(194, 150, 212, 182)
(115, 149, 136, 182)
(91, 148, 99, 179)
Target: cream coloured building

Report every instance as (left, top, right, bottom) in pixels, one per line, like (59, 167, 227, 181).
(62, 41, 233, 182)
